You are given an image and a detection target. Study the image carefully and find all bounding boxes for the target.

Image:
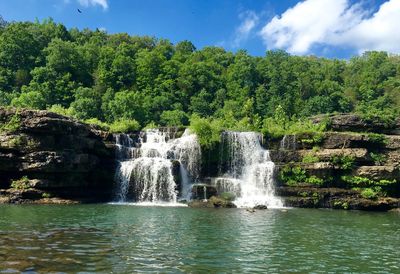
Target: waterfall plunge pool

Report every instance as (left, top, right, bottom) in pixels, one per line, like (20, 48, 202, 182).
(1, 204, 399, 273)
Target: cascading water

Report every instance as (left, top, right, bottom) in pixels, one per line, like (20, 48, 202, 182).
(280, 135, 297, 150)
(114, 129, 201, 204)
(214, 131, 283, 208)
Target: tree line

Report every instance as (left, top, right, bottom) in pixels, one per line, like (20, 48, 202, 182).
(0, 17, 399, 133)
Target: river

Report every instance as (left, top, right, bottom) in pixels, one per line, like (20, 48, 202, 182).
(0, 205, 399, 273)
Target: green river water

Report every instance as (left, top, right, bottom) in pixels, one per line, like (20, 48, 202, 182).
(0, 204, 399, 273)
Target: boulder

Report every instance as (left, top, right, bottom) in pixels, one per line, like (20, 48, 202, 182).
(188, 196, 237, 208)
(253, 205, 268, 210)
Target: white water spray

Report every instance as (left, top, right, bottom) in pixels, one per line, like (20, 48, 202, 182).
(215, 131, 283, 208)
(114, 129, 201, 203)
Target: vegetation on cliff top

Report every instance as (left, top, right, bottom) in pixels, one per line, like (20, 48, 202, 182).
(0, 16, 399, 142)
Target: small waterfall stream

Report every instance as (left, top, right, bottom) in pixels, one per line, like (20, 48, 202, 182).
(280, 135, 297, 150)
(214, 131, 283, 208)
(114, 129, 201, 204)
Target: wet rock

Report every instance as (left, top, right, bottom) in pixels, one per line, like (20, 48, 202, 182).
(191, 184, 218, 200)
(188, 195, 237, 208)
(209, 196, 237, 208)
(253, 205, 268, 210)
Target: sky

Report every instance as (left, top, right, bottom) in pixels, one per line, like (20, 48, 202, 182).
(0, 0, 399, 58)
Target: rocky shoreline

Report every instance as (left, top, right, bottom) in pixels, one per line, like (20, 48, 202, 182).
(1, 107, 399, 210)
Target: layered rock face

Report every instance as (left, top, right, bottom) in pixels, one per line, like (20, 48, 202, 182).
(269, 114, 400, 211)
(0, 108, 115, 203)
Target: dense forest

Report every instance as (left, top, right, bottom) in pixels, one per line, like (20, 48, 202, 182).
(0, 17, 399, 140)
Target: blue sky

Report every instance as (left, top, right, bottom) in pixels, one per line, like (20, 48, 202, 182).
(0, 0, 398, 58)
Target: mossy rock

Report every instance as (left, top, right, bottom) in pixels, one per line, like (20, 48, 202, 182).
(188, 196, 237, 208)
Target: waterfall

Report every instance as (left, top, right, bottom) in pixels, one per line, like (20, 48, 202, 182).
(214, 131, 283, 208)
(114, 129, 201, 204)
(280, 135, 297, 150)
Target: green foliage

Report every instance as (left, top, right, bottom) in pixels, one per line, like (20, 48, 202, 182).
(306, 176, 324, 186)
(109, 119, 140, 133)
(10, 176, 30, 190)
(356, 97, 398, 128)
(0, 19, 399, 131)
(262, 106, 328, 140)
(333, 200, 349, 210)
(84, 118, 110, 131)
(279, 165, 307, 186)
(360, 188, 381, 200)
(366, 133, 388, 145)
(369, 152, 387, 166)
(0, 112, 21, 133)
(331, 155, 355, 170)
(143, 122, 159, 130)
(160, 110, 188, 126)
(11, 90, 47, 109)
(280, 165, 325, 186)
(302, 153, 319, 164)
(341, 175, 396, 188)
(47, 104, 72, 117)
(299, 191, 308, 197)
(42, 192, 51, 198)
(189, 115, 222, 148)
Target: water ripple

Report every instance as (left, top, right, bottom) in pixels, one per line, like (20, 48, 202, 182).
(0, 205, 399, 273)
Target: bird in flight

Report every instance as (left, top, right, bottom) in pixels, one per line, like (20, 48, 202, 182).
(77, 8, 82, 13)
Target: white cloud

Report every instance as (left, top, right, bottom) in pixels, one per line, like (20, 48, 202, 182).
(78, 0, 108, 10)
(232, 11, 259, 48)
(260, 0, 400, 54)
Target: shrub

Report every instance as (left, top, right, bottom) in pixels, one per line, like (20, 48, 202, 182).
(366, 133, 388, 145)
(341, 176, 396, 188)
(0, 112, 21, 133)
(333, 200, 349, 210)
(160, 110, 188, 126)
(360, 188, 379, 200)
(42, 192, 51, 198)
(369, 152, 387, 166)
(298, 132, 324, 145)
(331, 155, 355, 170)
(305, 176, 324, 186)
(109, 119, 140, 133)
(279, 165, 307, 186)
(84, 118, 110, 131)
(357, 102, 398, 128)
(143, 122, 159, 130)
(47, 104, 73, 117)
(189, 114, 222, 148)
(10, 176, 31, 190)
(302, 153, 319, 164)
(262, 116, 327, 140)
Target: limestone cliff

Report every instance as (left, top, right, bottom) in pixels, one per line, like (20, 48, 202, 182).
(269, 114, 400, 211)
(0, 107, 116, 203)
